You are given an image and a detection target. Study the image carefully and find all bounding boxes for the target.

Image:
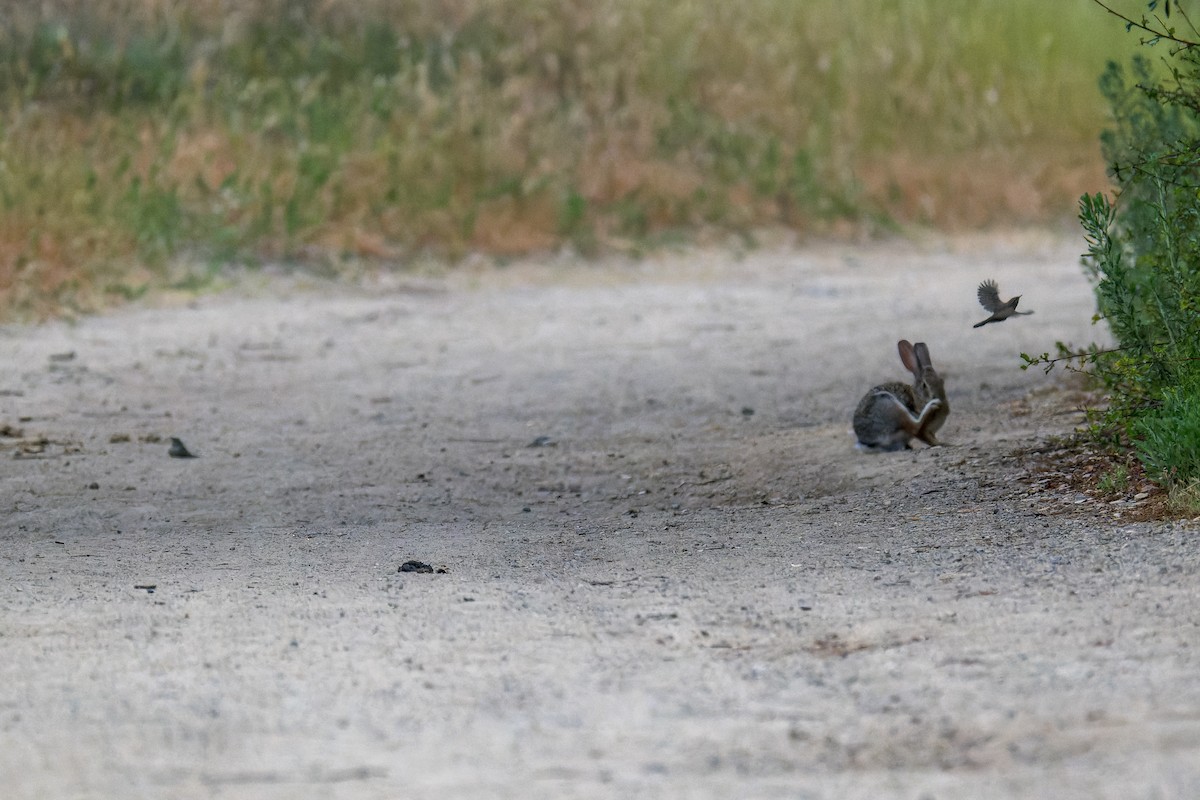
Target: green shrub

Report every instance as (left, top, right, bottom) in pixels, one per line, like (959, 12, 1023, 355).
(1057, 3, 1200, 491)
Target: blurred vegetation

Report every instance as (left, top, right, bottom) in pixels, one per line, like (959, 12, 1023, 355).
(0, 0, 1138, 316)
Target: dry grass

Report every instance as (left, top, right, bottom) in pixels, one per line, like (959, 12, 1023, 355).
(0, 0, 1142, 316)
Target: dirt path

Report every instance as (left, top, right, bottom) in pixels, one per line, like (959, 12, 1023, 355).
(2, 232, 1197, 799)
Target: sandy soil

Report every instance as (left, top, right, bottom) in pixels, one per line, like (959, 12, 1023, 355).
(1, 232, 1198, 799)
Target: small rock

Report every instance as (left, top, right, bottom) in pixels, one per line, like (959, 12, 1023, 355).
(399, 560, 434, 574)
(1133, 491, 1150, 501)
(168, 437, 198, 458)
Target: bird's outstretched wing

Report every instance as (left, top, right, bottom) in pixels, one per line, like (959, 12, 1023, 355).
(977, 279, 1003, 312)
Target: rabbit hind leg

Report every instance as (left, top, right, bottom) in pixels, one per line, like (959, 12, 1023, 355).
(874, 390, 942, 442)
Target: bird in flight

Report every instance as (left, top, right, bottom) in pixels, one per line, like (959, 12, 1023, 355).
(974, 279, 1033, 328)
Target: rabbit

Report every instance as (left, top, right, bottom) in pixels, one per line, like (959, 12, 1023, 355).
(853, 340, 948, 451)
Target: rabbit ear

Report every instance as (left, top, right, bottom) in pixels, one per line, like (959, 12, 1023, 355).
(913, 342, 933, 369)
(897, 340, 919, 374)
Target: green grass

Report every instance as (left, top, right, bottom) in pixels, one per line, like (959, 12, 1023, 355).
(1096, 462, 1132, 496)
(1134, 375, 1200, 488)
(0, 0, 1142, 316)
